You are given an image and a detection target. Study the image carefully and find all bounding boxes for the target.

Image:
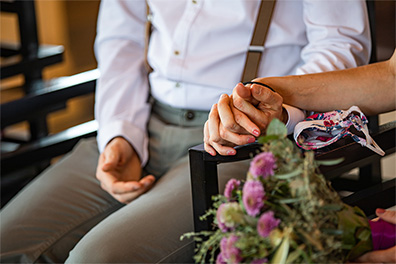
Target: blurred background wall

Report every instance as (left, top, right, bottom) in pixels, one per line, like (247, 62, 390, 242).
(1, 0, 99, 78)
(1, 0, 100, 135)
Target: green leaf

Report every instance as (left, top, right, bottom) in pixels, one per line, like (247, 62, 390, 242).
(348, 238, 373, 261)
(278, 197, 304, 204)
(273, 168, 302, 180)
(286, 245, 305, 264)
(337, 205, 373, 260)
(356, 227, 371, 241)
(271, 235, 290, 264)
(316, 158, 344, 166)
(258, 135, 280, 144)
(266, 118, 287, 138)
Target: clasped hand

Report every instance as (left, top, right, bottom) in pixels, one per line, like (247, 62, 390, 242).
(204, 82, 286, 156)
(96, 137, 155, 204)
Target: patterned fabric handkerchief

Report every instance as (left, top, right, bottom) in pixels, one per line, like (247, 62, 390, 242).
(293, 106, 384, 156)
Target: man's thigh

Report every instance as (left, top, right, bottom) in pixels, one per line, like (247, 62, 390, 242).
(66, 155, 196, 263)
(66, 154, 251, 263)
(0, 138, 122, 263)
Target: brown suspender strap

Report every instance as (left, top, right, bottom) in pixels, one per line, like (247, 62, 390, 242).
(241, 0, 276, 83)
(145, 2, 275, 80)
(144, 2, 153, 73)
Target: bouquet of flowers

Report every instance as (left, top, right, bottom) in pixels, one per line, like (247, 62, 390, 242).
(182, 119, 395, 264)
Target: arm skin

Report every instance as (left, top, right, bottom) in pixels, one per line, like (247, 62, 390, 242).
(255, 49, 396, 116)
(204, 50, 395, 156)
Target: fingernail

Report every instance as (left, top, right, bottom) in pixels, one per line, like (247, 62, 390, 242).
(247, 137, 256, 143)
(252, 129, 260, 137)
(253, 86, 262, 95)
(376, 208, 386, 215)
(227, 150, 236, 155)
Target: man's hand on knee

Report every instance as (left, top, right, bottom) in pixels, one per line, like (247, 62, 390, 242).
(96, 137, 155, 204)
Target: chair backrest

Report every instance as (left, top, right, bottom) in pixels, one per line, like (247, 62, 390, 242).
(366, 0, 377, 64)
(0, 1, 98, 207)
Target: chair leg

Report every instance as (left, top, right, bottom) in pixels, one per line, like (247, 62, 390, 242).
(189, 150, 219, 232)
(359, 157, 382, 185)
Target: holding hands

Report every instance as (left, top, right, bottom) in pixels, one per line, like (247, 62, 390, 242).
(204, 82, 287, 156)
(96, 137, 156, 204)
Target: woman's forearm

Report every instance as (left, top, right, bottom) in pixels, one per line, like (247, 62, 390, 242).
(255, 50, 396, 116)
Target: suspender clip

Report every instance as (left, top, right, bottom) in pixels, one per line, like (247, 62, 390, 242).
(248, 45, 265, 53)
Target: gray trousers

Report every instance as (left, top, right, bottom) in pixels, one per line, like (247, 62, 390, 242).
(0, 103, 250, 263)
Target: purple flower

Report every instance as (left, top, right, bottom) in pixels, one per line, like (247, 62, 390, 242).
(224, 179, 241, 200)
(251, 258, 268, 264)
(257, 211, 280, 238)
(216, 252, 226, 264)
(249, 152, 277, 179)
(220, 235, 242, 264)
(242, 180, 266, 216)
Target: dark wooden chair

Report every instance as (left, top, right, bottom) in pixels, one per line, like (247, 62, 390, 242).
(189, 121, 396, 232)
(0, 69, 99, 206)
(0, 0, 98, 206)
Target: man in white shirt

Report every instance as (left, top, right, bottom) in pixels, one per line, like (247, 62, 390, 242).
(0, 0, 370, 263)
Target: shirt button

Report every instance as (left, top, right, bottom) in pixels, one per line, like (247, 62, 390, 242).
(174, 50, 180, 56)
(192, 0, 197, 4)
(185, 111, 195, 120)
(175, 82, 181, 88)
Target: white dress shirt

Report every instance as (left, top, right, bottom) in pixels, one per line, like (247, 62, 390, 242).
(94, 0, 370, 165)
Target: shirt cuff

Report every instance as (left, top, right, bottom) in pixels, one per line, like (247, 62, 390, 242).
(283, 104, 306, 135)
(97, 120, 149, 166)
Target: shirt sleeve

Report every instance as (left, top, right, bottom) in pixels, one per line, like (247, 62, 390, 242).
(94, 0, 151, 165)
(296, 0, 371, 74)
(283, 104, 306, 135)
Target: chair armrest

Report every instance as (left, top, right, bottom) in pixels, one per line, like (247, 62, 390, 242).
(1, 69, 99, 128)
(317, 121, 395, 180)
(1, 120, 98, 174)
(0, 44, 64, 80)
(342, 178, 395, 219)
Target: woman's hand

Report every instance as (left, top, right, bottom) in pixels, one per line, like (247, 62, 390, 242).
(353, 209, 396, 263)
(204, 94, 258, 156)
(232, 82, 286, 134)
(204, 82, 286, 156)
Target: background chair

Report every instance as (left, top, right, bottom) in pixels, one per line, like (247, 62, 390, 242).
(0, 0, 98, 206)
